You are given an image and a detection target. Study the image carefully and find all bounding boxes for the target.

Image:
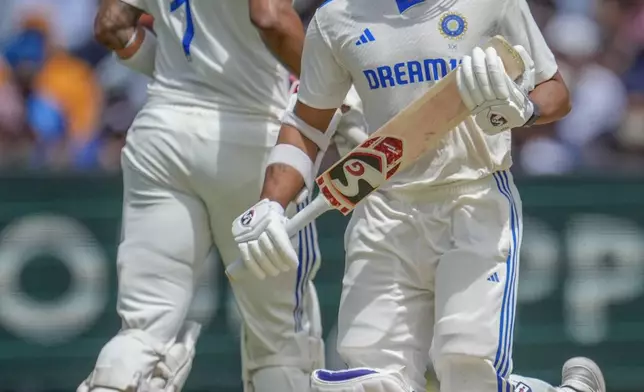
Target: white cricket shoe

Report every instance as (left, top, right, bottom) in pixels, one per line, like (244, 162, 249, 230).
(559, 357, 606, 392)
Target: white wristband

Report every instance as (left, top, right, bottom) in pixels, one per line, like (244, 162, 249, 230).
(266, 144, 314, 190)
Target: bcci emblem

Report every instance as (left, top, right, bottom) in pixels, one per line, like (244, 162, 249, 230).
(439, 12, 468, 40)
(240, 210, 254, 226)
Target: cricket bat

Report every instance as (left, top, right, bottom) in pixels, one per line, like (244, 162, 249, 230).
(226, 36, 524, 280)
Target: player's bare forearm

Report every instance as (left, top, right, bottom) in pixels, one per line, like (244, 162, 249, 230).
(249, 0, 305, 76)
(260, 125, 315, 208)
(529, 71, 572, 125)
(94, 0, 143, 51)
(261, 163, 306, 209)
(260, 103, 337, 208)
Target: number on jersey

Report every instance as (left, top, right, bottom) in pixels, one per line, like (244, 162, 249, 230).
(169, 0, 194, 59)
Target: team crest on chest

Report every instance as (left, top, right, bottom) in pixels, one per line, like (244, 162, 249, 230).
(439, 12, 468, 40)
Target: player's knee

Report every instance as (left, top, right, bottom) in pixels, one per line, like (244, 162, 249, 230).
(116, 256, 192, 340)
(81, 329, 165, 391)
(433, 354, 500, 392)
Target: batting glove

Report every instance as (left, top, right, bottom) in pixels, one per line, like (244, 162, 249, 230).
(457, 45, 538, 135)
(232, 199, 298, 280)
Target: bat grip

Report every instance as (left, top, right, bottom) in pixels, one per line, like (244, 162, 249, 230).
(337, 126, 368, 147)
(226, 194, 332, 281)
(285, 193, 331, 236)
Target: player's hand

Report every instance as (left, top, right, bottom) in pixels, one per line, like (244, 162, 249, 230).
(457, 45, 536, 134)
(232, 199, 298, 280)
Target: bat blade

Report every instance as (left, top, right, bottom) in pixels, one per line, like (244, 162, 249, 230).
(316, 35, 524, 216)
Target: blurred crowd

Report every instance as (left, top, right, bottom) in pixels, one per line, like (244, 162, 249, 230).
(0, 0, 642, 174)
(0, 0, 148, 172)
(514, 0, 644, 175)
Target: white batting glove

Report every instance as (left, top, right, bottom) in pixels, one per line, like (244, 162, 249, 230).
(232, 199, 298, 280)
(457, 45, 537, 135)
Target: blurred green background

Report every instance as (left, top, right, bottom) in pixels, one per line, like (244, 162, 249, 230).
(0, 175, 643, 392)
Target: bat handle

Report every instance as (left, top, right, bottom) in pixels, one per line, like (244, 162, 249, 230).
(285, 193, 332, 236)
(226, 194, 332, 281)
(338, 126, 368, 147)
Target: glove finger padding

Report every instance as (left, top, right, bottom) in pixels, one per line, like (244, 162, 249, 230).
(266, 220, 299, 271)
(485, 47, 510, 100)
(473, 47, 496, 102)
(239, 241, 266, 280)
(458, 55, 484, 110)
(258, 231, 290, 272)
(250, 237, 280, 277)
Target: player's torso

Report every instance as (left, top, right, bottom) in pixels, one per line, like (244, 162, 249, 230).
(319, 0, 507, 127)
(141, 0, 289, 117)
(319, 0, 514, 188)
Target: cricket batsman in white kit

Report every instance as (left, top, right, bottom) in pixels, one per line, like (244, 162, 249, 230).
(77, 0, 366, 391)
(232, 1, 607, 392)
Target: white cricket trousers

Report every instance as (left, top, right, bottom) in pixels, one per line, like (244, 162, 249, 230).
(337, 171, 522, 392)
(99, 102, 322, 391)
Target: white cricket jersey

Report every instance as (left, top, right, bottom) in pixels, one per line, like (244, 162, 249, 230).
(298, 0, 558, 190)
(121, 0, 290, 118)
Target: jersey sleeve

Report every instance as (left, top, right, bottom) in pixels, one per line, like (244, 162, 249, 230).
(297, 14, 352, 109)
(499, 0, 558, 84)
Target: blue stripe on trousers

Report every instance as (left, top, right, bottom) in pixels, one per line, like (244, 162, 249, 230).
(293, 196, 319, 332)
(297, 220, 317, 329)
(294, 203, 305, 331)
(492, 171, 520, 392)
(500, 171, 521, 378)
(296, 218, 311, 330)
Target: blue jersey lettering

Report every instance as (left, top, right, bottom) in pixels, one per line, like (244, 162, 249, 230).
(376, 66, 396, 88)
(362, 57, 461, 90)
